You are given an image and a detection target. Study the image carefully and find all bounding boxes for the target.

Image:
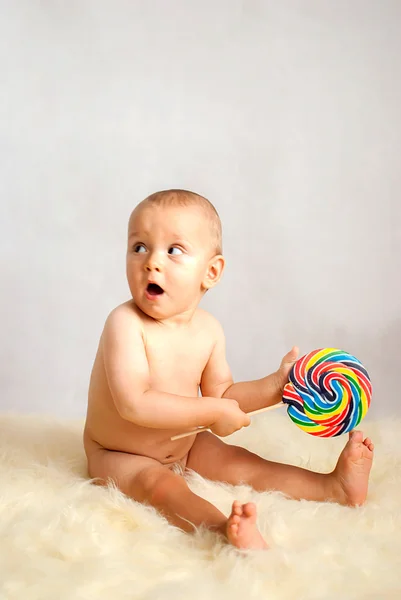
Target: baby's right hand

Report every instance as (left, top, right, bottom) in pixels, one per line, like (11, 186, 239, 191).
(209, 398, 251, 437)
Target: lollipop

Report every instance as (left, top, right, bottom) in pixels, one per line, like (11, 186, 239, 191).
(282, 348, 372, 437)
(170, 348, 372, 441)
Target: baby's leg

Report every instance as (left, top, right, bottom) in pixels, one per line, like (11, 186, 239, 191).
(187, 430, 374, 506)
(85, 439, 268, 549)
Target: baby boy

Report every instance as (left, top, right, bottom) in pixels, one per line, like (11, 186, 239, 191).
(83, 189, 374, 550)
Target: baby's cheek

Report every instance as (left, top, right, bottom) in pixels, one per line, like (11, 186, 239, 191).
(179, 255, 198, 267)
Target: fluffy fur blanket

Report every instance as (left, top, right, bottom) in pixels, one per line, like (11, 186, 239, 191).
(1, 412, 400, 599)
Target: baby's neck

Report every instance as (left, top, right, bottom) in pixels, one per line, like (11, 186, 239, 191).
(133, 300, 199, 329)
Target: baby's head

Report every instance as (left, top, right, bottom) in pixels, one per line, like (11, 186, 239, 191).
(126, 189, 224, 321)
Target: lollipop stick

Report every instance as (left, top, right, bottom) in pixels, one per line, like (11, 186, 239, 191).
(170, 401, 284, 441)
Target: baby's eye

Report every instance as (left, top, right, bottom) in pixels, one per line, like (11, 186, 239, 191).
(168, 246, 183, 256)
(134, 244, 146, 253)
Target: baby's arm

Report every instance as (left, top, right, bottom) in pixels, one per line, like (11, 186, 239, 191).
(101, 307, 247, 433)
(201, 318, 298, 414)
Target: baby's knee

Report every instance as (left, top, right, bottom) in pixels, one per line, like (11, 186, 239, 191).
(136, 466, 183, 506)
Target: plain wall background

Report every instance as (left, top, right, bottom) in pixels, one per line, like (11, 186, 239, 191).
(1, 1, 400, 420)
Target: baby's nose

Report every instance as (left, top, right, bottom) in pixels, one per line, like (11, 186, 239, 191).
(146, 263, 161, 272)
(145, 253, 163, 272)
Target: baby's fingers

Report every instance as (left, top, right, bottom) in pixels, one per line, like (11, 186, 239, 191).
(243, 413, 251, 427)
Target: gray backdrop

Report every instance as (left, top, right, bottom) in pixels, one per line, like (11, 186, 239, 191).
(1, 1, 400, 420)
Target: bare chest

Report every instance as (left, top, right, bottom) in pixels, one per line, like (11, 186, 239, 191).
(144, 327, 212, 394)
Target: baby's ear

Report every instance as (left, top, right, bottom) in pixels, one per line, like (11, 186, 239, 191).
(202, 255, 225, 290)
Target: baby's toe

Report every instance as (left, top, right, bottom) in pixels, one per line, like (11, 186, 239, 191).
(232, 501, 243, 516)
(242, 502, 257, 518)
(363, 437, 374, 451)
(230, 514, 241, 525)
(228, 522, 239, 537)
(350, 430, 363, 443)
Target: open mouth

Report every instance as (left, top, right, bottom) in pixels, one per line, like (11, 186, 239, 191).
(146, 283, 164, 296)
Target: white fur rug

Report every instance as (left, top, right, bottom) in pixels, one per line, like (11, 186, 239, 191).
(1, 412, 401, 600)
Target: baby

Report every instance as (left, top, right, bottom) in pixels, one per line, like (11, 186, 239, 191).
(83, 189, 374, 550)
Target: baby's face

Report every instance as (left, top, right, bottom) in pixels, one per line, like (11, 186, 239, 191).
(126, 203, 217, 320)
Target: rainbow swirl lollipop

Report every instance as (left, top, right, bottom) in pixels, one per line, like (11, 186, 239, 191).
(282, 348, 372, 437)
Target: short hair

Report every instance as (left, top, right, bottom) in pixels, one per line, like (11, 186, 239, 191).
(135, 189, 222, 254)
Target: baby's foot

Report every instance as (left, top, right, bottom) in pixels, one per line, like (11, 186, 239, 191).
(332, 430, 374, 506)
(226, 501, 268, 550)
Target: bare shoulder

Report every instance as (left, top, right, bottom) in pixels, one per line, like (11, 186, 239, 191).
(105, 301, 142, 327)
(102, 301, 145, 342)
(194, 308, 225, 342)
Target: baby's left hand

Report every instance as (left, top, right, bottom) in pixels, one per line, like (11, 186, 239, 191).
(274, 346, 299, 394)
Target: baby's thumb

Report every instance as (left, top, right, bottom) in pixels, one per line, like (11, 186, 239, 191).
(243, 413, 251, 427)
(281, 346, 299, 367)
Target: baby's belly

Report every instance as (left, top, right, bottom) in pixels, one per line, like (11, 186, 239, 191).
(84, 401, 197, 465)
